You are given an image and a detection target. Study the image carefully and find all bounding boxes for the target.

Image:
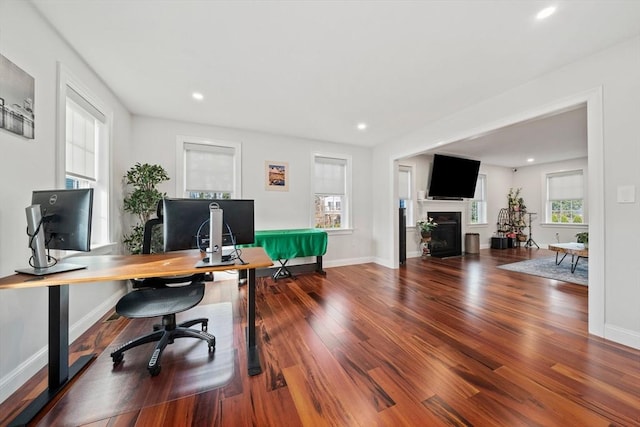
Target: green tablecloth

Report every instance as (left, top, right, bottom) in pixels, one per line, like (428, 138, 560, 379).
(245, 229, 328, 261)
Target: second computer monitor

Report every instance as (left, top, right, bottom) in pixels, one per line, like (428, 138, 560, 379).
(162, 198, 255, 252)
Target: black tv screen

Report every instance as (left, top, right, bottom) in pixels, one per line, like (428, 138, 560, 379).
(427, 154, 481, 199)
(162, 198, 255, 252)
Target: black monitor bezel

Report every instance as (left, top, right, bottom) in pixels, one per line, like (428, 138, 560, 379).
(162, 198, 255, 252)
(31, 188, 94, 252)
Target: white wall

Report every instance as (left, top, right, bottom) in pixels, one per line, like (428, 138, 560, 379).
(374, 36, 640, 349)
(403, 155, 589, 257)
(404, 155, 516, 256)
(131, 116, 375, 267)
(512, 157, 589, 245)
(0, 1, 132, 402)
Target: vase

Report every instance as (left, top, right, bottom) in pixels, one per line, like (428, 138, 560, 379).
(421, 231, 432, 239)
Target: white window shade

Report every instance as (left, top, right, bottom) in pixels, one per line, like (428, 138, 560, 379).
(398, 167, 410, 199)
(65, 92, 102, 181)
(473, 175, 485, 200)
(549, 172, 583, 200)
(315, 157, 346, 195)
(184, 142, 235, 193)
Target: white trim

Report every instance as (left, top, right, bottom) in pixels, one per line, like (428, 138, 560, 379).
(56, 62, 114, 247)
(388, 86, 606, 341)
(311, 152, 353, 229)
(604, 323, 640, 350)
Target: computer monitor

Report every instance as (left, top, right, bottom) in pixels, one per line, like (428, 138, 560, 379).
(162, 198, 255, 253)
(31, 188, 94, 251)
(17, 188, 94, 275)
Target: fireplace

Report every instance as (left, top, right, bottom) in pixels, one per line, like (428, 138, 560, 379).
(427, 211, 462, 258)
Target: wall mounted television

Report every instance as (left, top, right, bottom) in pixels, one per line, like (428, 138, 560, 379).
(427, 154, 481, 200)
(162, 198, 255, 253)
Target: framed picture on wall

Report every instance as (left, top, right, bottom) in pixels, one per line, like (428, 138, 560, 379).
(0, 53, 35, 139)
(265, 161, 289, 191)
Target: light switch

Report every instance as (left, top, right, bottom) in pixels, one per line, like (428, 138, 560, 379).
(617, 185, 636, 203)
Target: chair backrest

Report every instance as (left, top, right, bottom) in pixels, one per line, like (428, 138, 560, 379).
(133, 201, 206, 288)
(142, 217, 164, 254)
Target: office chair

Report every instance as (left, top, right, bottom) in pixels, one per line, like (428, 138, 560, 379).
(110, 212, 215, 376)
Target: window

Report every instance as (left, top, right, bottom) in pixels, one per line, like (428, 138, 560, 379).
(546, 170, 585, 223)
(398, 164, 414, 226)
(313, 154, 351, 229)
(58, 65, 111, 247)
(176, 136, 241, 199)
(470, 174, 486, 224)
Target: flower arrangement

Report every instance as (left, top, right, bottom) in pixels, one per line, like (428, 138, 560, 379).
(417, 217, 438, 234)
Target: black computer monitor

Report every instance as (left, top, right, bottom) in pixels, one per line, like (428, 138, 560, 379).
(31, 188, 94, 251)
(162, 198, 255, 252)
(16, 188, 94, 275)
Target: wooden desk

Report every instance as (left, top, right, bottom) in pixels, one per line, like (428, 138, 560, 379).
(548, 243, 588, 273)
(0, 247, 272, 426)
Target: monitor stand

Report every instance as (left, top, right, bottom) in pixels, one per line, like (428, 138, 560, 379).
(16, 262, 87, 276)
(16, 205, 89, 276)
(195, 203, 235, 268)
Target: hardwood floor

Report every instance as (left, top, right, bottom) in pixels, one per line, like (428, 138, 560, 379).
(1, 248, 639, 426)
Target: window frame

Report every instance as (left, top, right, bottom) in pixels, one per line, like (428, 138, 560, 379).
(312, 152, 352, 230)
(56, 63, 113, 249)
(398, 163, 415, 227)
(545, 169, 586, 225)
(470, 173, 487, 224)
(175, 135, 242, 199)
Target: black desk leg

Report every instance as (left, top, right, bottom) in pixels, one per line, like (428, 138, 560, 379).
(316, 255, 327, 275)
(9, 285, 94, 427)
(246, 268, 262, 376)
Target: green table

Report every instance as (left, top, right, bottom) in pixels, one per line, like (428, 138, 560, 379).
(244, 229, 328, 280)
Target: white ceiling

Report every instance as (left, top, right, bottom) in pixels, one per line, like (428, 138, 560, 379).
(31, 0, 640, 167)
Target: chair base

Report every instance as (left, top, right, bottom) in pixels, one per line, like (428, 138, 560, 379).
(111, 313, 215, 376)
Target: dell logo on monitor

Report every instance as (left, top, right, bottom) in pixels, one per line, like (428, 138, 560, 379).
(48, 194, 58, 205)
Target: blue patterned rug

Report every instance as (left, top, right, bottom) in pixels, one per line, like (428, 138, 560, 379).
(498, 256, 588, 286)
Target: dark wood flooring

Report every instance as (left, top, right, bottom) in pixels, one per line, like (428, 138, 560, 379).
(1, 248, 639, 426)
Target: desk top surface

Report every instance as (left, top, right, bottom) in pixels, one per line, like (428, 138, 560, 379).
(0, 247, 273, 290)
(548, 242, 589, 256)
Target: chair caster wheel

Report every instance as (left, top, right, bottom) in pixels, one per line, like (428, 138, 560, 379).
(148, 365, 161, 376)
(208, 344, 215, 352)
(111, 353, 123, 366)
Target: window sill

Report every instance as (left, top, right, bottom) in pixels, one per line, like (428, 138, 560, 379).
(62, 242, 118, 259)
(320, 228, 353, 236)
(540, 223, 588, 228)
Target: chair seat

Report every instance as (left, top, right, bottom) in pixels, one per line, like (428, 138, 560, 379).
(116, 282, 205, 318)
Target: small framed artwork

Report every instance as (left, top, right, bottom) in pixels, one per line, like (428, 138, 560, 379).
(0, 53, 35, 139)
(265, 161, 289, 191)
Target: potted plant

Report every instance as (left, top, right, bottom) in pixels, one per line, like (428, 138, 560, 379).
(122, 162, 170, 254)
(417, 217, 438, 238)
(576, 232, 589, 248)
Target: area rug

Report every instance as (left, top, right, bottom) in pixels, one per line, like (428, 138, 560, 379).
(39, 302, 234, 426)
(497, 256, 588, 286)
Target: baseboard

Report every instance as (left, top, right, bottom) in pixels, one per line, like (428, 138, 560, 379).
(324, 256, 374, 268)
(604, 323, 640, 350)
(0, 288, 126, 404)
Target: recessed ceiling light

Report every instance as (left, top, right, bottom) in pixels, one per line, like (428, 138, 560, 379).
(527, 158, 535, 163)
(192, 92, 204, 101)
(536, 6, 556, 20)
(356, 122, 368, 131)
